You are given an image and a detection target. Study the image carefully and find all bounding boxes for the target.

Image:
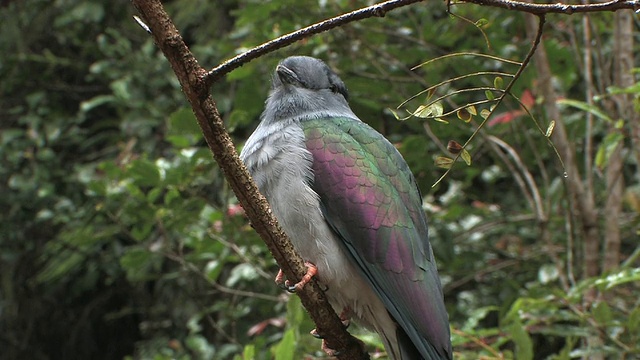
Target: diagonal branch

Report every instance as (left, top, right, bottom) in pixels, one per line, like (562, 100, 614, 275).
(130, 1, 369, 358)
(432, 15, 547, 187)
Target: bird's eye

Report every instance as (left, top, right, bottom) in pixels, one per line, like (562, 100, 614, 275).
(330, 84, 345, 95)
(329, 83, 348, 100)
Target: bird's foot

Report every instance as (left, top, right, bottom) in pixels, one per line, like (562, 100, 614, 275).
(310, 307, 351, 339)
(321, 339, 341, 357)
(274, 261, 318, 293)
(312, 331, 365, 358)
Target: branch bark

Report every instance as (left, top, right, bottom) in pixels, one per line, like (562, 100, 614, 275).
(205, 0, 640, 87)
(205, 0, 424, 86)
(458, 0, 640, 15)
(129, 1, 369, 358)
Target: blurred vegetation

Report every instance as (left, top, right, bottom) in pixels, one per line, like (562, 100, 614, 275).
(1, 0, 638, 359)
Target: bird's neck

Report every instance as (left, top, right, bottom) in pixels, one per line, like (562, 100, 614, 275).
(263, 89, 356, 123)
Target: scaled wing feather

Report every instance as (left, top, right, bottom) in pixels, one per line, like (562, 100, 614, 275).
(302, 116, 451, 359)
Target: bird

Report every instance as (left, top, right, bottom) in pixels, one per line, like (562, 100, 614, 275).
(239, 56, 452, 360)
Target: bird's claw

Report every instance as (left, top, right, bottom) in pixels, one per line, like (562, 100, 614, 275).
(310, 328, 322, 339)
(274, 262, 318, 293)
(310, 307, 351, 339)
(276, 281, 297, 293)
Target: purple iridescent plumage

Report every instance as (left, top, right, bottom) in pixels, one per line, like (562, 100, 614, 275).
(304, 116, 451, 356)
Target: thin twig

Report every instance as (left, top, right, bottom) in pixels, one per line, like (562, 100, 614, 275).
(398, 71, 515, 108)
(457, 0, 640, 15)
(433, 15, 547, 187)
(206, 0, 424, 85)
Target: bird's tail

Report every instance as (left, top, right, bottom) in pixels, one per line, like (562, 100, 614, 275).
(378, 324, 423, 360)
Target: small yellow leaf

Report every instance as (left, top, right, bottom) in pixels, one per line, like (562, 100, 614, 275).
(457, 108, 472, 123)
(435, 156, 454, 169)
(413, 102, 444, 120)
(413, 105, 430, 118)
(480, 109, 491, 119)
(467, 105, 477, 116)
(461, 149, 472, 165)
(545, 120, 555, 137)
(494, 76, 504, 89)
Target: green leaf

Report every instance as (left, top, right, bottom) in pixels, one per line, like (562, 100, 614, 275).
(493, 76, 504, 89)
(593, 268, 640, 289)
(185, 334, 214, 358)
(592, 301, 612, 325)
(594, 132, 623, 169)
(506, 318, 533, 360)
(485, 90, 495, 101)
(164, 187, 181, 206)
(242, 344, 256, 360)
(226, 263, 260, 286)
(120, 248, 155, 281)
(36, 252, 84, 283)
(168, 107, 202, 137)
(228, 109, 251, 132)
(286, 295, 304, 328)
(273, 328, 296, 360)
(80, 94, 115, 112)
(128, 158, 161, 187)
(462, 306, 498, 331)
(147, 187, 162, 203)
(166, 135, 192, 147)
(205, 260, 223, 281)
(628, 306, 640, 334)
(557, 98, 613, 122)
(475, 18, 489, 27)
(604, 82, 640, 96)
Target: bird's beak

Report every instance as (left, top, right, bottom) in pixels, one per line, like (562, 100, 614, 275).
(276, 64, 299, 86)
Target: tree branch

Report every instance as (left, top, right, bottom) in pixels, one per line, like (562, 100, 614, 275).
(130, 1, 368, 358)
(205, 0, 640, 86)
(457, 0, 640, 15)
(205, 0, 424, 86)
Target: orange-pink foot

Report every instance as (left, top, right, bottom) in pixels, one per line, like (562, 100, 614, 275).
(274, 261, 318, 293)
(310, 307, 353, 356)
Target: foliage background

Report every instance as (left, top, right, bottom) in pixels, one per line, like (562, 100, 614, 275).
(1, 0, 638, 359)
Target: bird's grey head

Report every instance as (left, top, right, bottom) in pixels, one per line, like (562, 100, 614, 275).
(261, 56, 355, 123)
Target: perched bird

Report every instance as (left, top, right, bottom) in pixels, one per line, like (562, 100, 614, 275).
(240, 56, 452, 360)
